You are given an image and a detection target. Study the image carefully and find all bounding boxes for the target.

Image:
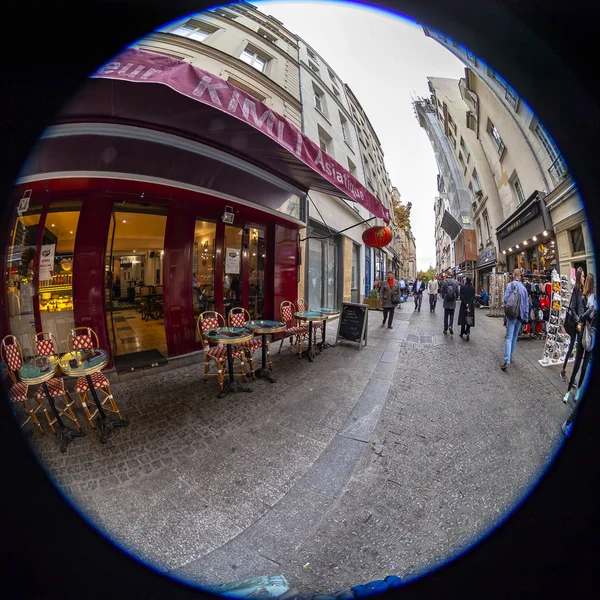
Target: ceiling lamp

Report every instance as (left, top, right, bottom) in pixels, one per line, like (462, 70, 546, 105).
(523, 240, 528, 245)
(532, 236, 537, 242)
(516, 244, 520, 249)
(502, 250, 506, 255)
(122, 220, 127, 223)
(508, 247, 513, 252)
(543, 230, 549, 236)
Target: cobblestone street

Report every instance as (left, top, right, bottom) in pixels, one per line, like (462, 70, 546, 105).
(26, 302, 572, 595)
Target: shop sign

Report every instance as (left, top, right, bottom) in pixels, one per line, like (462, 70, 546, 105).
(17, 190, 32, 215)
(225, 248, 240, 274)
(39, 244, 55, 280)
(93, 48, 390, 224)
(478, 247, 497, 267)
(498, 204, 539, 239)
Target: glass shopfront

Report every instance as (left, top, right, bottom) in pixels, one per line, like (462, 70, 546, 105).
(307, 223, 339, 310)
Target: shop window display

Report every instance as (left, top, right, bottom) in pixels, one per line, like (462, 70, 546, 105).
(193, 220, 217, 343)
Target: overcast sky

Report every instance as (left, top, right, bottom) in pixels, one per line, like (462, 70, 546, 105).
(256, 0, 465, 271)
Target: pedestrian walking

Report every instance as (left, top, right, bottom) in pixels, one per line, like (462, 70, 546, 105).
(458, 275, 475, 341)
(501, 268, 530, 370)
(413, 276, 425, 312)
(563, 273, 595, 402)
(427, 277, 439, 313)
(559, 267, 586, 382)
(399, 277, 407, 299)
(441, 270, 459, 335)
(380, 271, 401, 329)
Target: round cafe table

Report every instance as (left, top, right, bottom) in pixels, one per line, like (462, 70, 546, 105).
(205, 327, 254, 398)
(19, 355, 85, 452)
(315, 307, 340, 350)
(294, 311, 328, 362)
(59, 349, 128, 443)
(243, 320, 286, 383)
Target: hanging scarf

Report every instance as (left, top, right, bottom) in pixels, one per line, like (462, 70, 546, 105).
(387, 277, 394, 289)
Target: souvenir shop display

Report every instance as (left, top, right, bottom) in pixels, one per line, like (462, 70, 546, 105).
(520, 271, 550, 340)
(539, 270, 574, 367)
(487, 272, 507, 318)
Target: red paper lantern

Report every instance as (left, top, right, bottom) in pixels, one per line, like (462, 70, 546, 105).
(362, 226, 393, 248)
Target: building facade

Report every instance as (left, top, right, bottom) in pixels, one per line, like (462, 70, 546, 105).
(423, 25, 592, 281)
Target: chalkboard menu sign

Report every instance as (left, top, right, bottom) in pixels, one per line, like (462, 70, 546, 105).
(336, 302, 368, 349)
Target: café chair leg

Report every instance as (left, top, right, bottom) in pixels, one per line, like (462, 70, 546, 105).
(204, 357, 210, 383)
(102, 388, 124, 421)
(23, 397, 45, 433)
(217, 364, 224, 392)
(245, 352, 256, 379)
(78, 391, 96, 429)
(62, 390, 82, 429)
(278, 336, 285, 355)
(238, 358, 247, 382)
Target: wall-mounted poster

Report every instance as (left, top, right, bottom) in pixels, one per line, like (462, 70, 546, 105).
(225, 248, 240, 274)
(39, 244, 55, 280)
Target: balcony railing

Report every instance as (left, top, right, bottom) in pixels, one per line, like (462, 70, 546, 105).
(548, 155, 569, 186)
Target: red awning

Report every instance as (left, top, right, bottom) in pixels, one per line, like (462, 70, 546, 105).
(58, 48, 390, 223)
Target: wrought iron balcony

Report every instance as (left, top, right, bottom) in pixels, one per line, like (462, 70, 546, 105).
(548, 155, 569, 186)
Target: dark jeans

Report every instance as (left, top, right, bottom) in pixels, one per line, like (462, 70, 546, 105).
(568, 335, 586, 391)
(563, 329, 578, 371)
(429, 294, 437, 311)
(414, 294, 422, 311)
(444, 308, 455, 331)
(382, 307, 395, 326)
(460, 323, 471, 336)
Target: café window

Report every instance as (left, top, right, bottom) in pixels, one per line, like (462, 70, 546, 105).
(193, 219, 217, 342)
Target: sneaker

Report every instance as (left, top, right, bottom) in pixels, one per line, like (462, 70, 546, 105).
(559, 370, 566, 383)
(381, 322, 386, 327)
(501, 362, 509, 371)
(443, 329, 447, 335)
(563, 391, 570, 403)
(466, 334, 470, 342)
(388, 325, 393, 329)
(449, 327, 454, 335)
(459, 333, 463, 338)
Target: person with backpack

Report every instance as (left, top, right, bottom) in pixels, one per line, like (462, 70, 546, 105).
(399, 277, 407, 299)
(501, 268, 530, 371)
(441, 269, 459, 335)
(380, 271, 401, 329)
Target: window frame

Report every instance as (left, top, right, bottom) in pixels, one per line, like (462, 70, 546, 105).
(487, 119, 506, 158)
(472, 168, 482, 194)
(570, 226, 586, 255)
(460, 137, 470, 161)
(512, 174, 526, 205)
(171, 20, 215, 42)
(240, 46, 269, 73)
(483, 210, 492, 242)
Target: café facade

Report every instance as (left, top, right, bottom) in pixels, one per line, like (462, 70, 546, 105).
(1, 49, 389, 370)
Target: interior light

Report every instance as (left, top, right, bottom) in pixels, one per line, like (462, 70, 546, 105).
(543, 230, 549, 236)
(252, 253, 256, 256)
(122, 220, 127, 223)
(523, 240, 528, 245)
(161, 250, 164, 255)
(508, 247, 513, 252)
(262, 254, 265, 258)
(133, 250, 136, 252)
(532, 236, 537, 242)
(51, 224, 55, 227)
(516, 244, 520, 249)
(69, 231, 73, 234)
(502, 250, 506, 255)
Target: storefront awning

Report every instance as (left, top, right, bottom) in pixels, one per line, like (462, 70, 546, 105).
(57, 48, 390, 224)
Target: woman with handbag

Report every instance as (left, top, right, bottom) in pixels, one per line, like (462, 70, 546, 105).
(458, 275, 476, 341)
(560, 267, 586, 382)
(380, 271, 401, 330)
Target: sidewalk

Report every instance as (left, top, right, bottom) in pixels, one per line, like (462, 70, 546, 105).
(26, 302, 572, 595)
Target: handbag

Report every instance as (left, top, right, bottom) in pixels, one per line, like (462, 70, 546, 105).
(465, 306, 473, 327)
(582, 321, 596, 352)
(391, 292, 400, 305)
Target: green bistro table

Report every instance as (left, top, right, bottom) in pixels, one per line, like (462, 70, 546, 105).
(205, 327, 254, 398)
(59, 349, 129, 444)
(19, 355, 86, 452)
(315, 307, 340, 350)
(294, 311, 329, 362)
(243, 320, 286, 383)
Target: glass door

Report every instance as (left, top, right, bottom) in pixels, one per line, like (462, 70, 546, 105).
(247, 227, 265, 319)
(351, 243, 360, 304)
(105, 203, 168, 359)
(193, 219, 217, 343)
(307, 232, 339, 310)
(223, 225, 243, 325)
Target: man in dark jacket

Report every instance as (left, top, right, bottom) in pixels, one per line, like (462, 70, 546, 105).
(441, 269, 459, 335)
(412, 276, 425, 312)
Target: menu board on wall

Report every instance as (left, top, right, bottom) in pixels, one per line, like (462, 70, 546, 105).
(225, 248, 240, 274)
(39, 244, 55, 280)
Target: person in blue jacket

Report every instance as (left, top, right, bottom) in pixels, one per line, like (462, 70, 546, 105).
(501, 268, 530, 371)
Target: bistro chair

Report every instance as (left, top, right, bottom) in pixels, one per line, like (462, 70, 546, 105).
(134, 285, 142, 311)
(228, 307, 272, 378)
(198, 311, 248, 392)
(1, 335, 45, 433)
(296, 299, 323, 347)
(34, 332, 82, 433)
(140, 286, 153, 321)
(278, 301, 307, 357)
(67, 327, 125, 429)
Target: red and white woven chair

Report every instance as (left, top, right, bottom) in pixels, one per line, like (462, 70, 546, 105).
(278, 301, 307, 356)
(1, 335, 45, 433)
(198, 311, 248, 392)
(34, 332, 81, 433)
(228, 307, 270, 378)
(67, 327, 124, 429)
(296, 299, 323, 347)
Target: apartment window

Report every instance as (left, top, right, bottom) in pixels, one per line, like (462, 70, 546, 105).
(483, 211, 492, 242)
(476, 219, 484, 248)
(332, 84, 340, 97)
(437, 99, 443, 109)
(512, 174, 526, 205)
(308, 60, 320, 74)
(307, 48, 318, 61)
(468, 182, 476, 202)
(240, 46, 268, 73)
(214, 8, 237, 19)
(472, 168, 482, 194)
(570, 226, 585, 255)
(347, 158, 357, 178)
(172, 20, 215, 42)
(257, 28, 277, 43)
(460, 137, 470, 160)
(448, 114, 457, 135)
(458, 152, 467, 173)
(340, 112, 351, 145)
(487, 119, 506, 157)
(448, 133, 457, 149)
(328, 69, 336, 81)
(535, 122, 559, 162)
(313, 85, 326, 115)
(318, 125, 332, 155)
